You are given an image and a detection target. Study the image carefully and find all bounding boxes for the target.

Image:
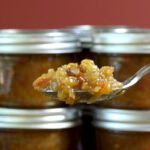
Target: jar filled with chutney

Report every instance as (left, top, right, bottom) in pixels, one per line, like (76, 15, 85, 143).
(0, 29, 81, 108)
(91, 26, 150, 109)
(0, 107, 82, 150)
(93, 108, 150, 150)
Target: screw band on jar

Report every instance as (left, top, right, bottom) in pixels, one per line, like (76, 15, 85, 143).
(91, 26, 150, 54)
(0, 29, 81, 54)
(0, 107, 82, 129)
(93, 108, 150, 132)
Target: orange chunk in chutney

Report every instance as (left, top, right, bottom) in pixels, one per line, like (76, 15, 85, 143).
(33, 59, 122, 104)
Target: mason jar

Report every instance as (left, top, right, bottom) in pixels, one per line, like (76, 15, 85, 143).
(65, 25, 96, 60)
(0, 29, 81, 108)
(0, 107, 82, 150)
(93, 108, 150, 150)
(91, 26, 150, 109)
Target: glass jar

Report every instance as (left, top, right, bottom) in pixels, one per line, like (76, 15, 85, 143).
(65, 25, 96, 59)
(93, 108, 150, 150)
(0, 29, 81, 108)
(0, 107, 82, 150)
(91, 26, 150, 109)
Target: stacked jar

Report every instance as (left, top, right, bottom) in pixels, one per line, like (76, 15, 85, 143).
(65, 25, 96, 59)
(90, 26, 150, 150)
(93, 108, 150, 150)
(0, 107, 82, 150)
(91, 26, 150, 109)
(0, 29, 82, 150)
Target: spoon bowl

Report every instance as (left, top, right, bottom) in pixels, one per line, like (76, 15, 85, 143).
(42, 64, 150, 103)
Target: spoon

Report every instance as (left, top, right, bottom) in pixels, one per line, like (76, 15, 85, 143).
(42, 64, 150, 104)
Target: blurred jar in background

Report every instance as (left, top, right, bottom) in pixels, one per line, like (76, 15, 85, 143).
(93, 108, 150, 150)
(65, 25, 96, 60)
(91, 26, 150, 109)
(0, 29, 81, 108)
(0, 107, 82, 150)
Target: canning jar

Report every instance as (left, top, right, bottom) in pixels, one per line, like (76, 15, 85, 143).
(65, 25, 96, 59)
(93, 108, 150, 150)
(0, 107, 82, 150)
(91, 26, 150, 109)
(65, 25, 96, 49)
(0, 29, 81, 108)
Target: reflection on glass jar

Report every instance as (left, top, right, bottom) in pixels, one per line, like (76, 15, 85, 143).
(0, 30, 81, 108)
(93, 108, 150, 150)
(0, 56, 17, 94)
(0, 107, 82, 150)
(91, 26, 150, 109)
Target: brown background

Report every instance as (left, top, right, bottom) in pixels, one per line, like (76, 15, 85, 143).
(0, 0, 149, 29)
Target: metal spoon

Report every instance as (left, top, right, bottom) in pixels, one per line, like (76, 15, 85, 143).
(42, 64, 150, 104)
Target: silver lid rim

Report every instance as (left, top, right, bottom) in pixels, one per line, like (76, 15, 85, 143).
(92, 26, 150, 53)
(93, 26, 150, 44)
(0, 120, 82, 130)
(0, 107, 82, 129)
(0, 37, 77, 44)
(94, 26, 150, 34)
(0, 29, 81, 54)
(93, 108, 150, 132)
(93, 121, 150, 132)
(92, 45, 150, 54)
(0, 43, 81, 54)
(0, 107, 81, 116)
(93, 33, 150, 44)
(0, 29, 78, 43)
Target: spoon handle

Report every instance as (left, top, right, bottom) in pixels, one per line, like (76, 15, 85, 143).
(123, 64, 150, 89)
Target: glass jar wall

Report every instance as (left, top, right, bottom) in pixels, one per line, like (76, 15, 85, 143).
(95, 129, 150, 150)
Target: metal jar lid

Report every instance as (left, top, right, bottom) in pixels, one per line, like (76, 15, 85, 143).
(0, 107, 82, 129)
(92, 26, 150, 54)
(0, 29, 81, 54)
(65, 25, 96, 48)
(93, 108, 150, 132)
